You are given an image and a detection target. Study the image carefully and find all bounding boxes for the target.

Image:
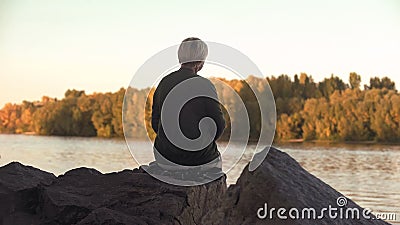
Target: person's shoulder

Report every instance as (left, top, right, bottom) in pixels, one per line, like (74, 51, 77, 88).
(158, 70, 180, 85)
(193, 76, 218, 95)
(195, 75, 214, 86)
(198, 76, 217, 90)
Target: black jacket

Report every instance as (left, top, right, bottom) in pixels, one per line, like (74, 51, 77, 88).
(151, 67, 225, 166)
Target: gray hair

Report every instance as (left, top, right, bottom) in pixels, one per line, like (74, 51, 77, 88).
(178, 37, 208, 64)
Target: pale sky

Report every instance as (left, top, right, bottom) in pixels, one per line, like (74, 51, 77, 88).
(1, 0, 399, 107)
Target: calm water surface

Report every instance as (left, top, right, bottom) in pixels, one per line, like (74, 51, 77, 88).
(0, 134, 399, 224)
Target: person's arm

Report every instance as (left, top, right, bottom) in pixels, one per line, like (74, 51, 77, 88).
(151, 87, 161, 134)
(205, 82, 226, 140)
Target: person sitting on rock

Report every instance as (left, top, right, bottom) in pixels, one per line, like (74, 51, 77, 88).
(151, 37, 226, 175)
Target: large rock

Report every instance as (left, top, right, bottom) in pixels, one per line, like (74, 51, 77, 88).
(202, 147, 390, 225)
(0, 162, 56, 225)
(39, 167, 226, 225)
(0, 162, 226, 225)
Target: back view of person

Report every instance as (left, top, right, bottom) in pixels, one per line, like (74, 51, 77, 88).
(151, 37, 225, 166)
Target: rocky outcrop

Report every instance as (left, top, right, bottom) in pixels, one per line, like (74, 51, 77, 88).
(0, 147, 391, 225)
(0, 162, 226, 225)
(0, 162, 56, 224)
(202, 147, 390, 225)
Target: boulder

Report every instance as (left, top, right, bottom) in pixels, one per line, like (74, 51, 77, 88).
(0, 162, 56, 224)
(0, 163, 226, 225)
(202, 147, 390, 225)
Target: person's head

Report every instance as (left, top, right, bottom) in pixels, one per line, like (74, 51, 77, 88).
(178, 37, 208, 73)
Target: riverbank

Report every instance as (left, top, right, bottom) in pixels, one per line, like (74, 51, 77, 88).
(1, 132, 400, 146)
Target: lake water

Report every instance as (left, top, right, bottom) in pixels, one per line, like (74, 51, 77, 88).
(0, 134, 399, 224)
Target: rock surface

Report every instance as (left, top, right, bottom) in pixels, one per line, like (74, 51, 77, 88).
(202, 147, 391, 225)
(0, 162, 226, 225)
(0, 147, 391, 225)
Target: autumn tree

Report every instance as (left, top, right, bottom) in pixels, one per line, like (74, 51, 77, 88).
(349, 72, 361, 90)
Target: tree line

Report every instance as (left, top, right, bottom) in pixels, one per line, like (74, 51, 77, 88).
(0, 73, 398, 143)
